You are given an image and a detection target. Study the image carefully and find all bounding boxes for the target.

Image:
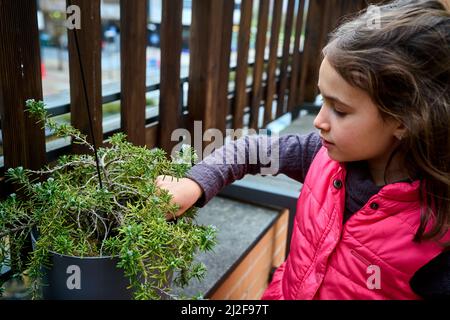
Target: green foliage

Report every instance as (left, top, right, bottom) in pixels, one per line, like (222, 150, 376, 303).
(0, 99, 216, 300)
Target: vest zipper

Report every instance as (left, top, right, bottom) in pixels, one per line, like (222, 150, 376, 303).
(350, 249, 371, 266)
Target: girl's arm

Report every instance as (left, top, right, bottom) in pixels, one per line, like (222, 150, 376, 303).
(156, 132, 321, 218)
(186, 132, 321, 207)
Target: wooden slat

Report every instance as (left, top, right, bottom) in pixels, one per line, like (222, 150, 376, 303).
(145, 124, 158, 149)
(216, 0, 235, 135)
(158, 0, 183, 154)
(299, 0, 365, 108)
(0, 0, 46, 271)
(263, 0, 283, 126)
(0, 0, 46, 173)
(232, 0, 253, 130)
(327, 0, 343, 33)
(239, 78, 281, 115)
(323, 0, 340, 36)
(339, 0, 354, 19)
(297, 0, 327, 104)
(318, 0, 333, 60)
(67, 0, 103, 154)
(120, 0, 147, 147)
(188, 0, 226, 155)
(287, 0, 306, 113)
(292, 0, 362, 112)
(249, 0, 270, 129)
(275, 0, 295, 118)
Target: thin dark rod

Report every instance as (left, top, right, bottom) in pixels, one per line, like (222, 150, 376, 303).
(70, 18, 104, 189)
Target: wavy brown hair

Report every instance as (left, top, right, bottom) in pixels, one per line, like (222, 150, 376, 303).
(323, 0, 450, 246)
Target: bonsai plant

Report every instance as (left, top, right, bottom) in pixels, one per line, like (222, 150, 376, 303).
(0, 99, 216, 300)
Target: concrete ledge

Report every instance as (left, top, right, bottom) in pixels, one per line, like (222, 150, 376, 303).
(177, 196, 281, 298)
(220, 174, 301, 257)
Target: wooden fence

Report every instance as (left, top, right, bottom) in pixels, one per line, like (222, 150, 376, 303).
(0, 0, 370, 197)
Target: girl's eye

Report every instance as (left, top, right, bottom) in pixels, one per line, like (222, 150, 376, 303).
(323, 98, 347, 117)
(333, 109, 347, 117)
(325, 101, 346, 117)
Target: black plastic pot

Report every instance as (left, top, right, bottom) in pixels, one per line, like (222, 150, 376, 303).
(31, 231, 134, 300)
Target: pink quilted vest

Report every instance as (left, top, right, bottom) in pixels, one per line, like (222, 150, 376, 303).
(262, 147, 448, 300)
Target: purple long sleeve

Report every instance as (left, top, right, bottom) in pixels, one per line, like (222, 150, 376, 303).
(186, 132, 322, 207)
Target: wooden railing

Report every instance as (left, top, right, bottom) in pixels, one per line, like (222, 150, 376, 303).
(0, 0, 370, 197)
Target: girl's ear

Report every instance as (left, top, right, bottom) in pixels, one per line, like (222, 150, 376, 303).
(393, 122, 408, 141)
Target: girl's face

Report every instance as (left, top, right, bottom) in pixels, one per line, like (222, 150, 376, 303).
(313, 57, 405, 167)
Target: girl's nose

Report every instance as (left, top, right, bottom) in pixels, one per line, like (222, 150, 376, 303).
(313, 105, 331, 131)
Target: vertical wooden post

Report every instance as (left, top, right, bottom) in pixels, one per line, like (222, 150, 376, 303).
(318, 0, 333, 51)
(298, 0, 327, 105)
(263, 0, 283, 126)
(0, 0, 46, 272)
(327, 0, 344, 32)
(216, 0, 235, 135)
(232, 0, 253, 130)
(276, 0, 295, 118)
(121, 0, 147, 147)
(249, 0, 270, 129)
(158, 0, 183, 153)
(67, 0, 103, 154)
(0, 0, 46, 171)
(188, 0, 226, 155)
(287, 0, 306, 114)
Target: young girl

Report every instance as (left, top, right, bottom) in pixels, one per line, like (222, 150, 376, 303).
(156, 0, 450, 299)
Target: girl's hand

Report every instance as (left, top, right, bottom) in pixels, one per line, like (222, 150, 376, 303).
(156, 175, 203, 220)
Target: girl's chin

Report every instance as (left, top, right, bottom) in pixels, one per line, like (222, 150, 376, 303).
(326, 149, 337, 160)
(326, 149, 350, 163)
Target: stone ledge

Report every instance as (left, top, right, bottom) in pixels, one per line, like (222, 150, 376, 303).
(176, 196, 281, 298)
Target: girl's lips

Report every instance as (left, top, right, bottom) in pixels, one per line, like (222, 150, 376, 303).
(321, 138, 334, 148)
